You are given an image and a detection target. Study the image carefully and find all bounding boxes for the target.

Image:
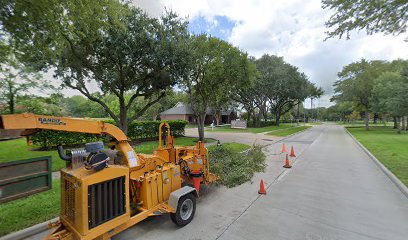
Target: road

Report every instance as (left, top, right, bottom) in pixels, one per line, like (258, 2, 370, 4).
(185, 127, 284, 146)
(26, 124, 408, 240)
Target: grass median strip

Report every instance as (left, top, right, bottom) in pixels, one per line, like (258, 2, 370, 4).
(347, 126, 408, 187)
(0, 179, 60, 237)
(267, 126, 311, 136)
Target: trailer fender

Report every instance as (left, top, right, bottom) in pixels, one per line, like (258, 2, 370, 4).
(168, 186, 198, 212)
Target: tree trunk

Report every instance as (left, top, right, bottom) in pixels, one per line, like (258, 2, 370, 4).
(402, 116, 406, 131)
(310, 98, 313, 122)
(382, 114, 387, 126)
(8, 82, 15, 114)
(396, 117, 401, 134)
(297, 102, 300, 126)
(253, 113, 260, 128)
(9, 94, 15, 114)
(214, 111, 220, 125)
(245, 106, 252, 122)
(119, 101, 128, 134)
(197, 114, 206, 141)
(275, 112, 281, 126)
(393, 117, 397, 129)
(373, 113, 378, 124)
(364, 108, 369, 131)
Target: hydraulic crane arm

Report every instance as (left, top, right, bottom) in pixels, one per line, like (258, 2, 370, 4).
(0, 113, 128, 141)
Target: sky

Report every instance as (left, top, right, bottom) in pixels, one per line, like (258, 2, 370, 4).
(132, 0, 408, 108)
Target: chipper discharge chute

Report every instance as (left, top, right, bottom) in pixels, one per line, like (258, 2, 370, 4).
(0, 113, 217, 240)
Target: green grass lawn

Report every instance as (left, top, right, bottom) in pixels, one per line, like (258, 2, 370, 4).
(0, 179, 60, 237)
(307, 122, 323, 125)
(347, 127, 408, 187)
(207, 123, 294, 133)
(337, 121, 394, 127)
(133, 137, 216, 154)
(0, 138, 64, 171)
(267, 126, 311, 136)
(207, 142, 251, 153)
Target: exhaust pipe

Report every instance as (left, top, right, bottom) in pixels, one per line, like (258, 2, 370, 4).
(57, 145, 72, 161)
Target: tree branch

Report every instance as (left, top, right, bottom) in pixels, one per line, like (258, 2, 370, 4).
(128, 92, 166, 123)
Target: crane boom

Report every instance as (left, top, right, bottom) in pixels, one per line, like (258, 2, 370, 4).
(0, 113, 128, 141)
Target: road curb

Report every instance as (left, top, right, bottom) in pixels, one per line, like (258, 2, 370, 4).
(345, 128, 408, 199)
(0, 217, 58, 240)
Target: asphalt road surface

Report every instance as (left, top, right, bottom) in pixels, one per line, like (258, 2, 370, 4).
(27, 124, 408, 240)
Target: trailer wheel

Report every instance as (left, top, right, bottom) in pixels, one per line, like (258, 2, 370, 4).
(170, 193, 196, 226)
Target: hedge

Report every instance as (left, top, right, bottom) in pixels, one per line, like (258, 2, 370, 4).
(31, 120, 188, 149)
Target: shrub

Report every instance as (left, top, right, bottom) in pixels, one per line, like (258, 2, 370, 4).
(31, 119, 187, 149)
(209, 144, 266, 187)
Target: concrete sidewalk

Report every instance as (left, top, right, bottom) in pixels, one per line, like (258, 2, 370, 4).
(218, 124, 408, 240)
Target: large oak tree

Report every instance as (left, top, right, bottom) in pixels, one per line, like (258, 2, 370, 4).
(182, 34, 255, 140)
(0, 0, 190, 133)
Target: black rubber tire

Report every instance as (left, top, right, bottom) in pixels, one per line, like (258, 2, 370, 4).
(170, 193, 196, 227)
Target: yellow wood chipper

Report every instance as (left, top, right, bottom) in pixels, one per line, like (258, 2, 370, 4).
(0, 113, 217, 240)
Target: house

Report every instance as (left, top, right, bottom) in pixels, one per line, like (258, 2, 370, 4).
(160, 102, 236, 125)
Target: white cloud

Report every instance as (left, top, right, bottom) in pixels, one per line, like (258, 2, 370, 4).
(137, 0, 407, 107)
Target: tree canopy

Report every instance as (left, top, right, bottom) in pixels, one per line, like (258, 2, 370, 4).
(332, 59, 390, 129)
(234, 54, 322, 126)
(0, 0, 190, 133)
(182, 34, 255, 140)
(323, 0, 408, 39)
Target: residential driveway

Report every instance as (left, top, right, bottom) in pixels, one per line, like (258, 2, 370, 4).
(26, 124, 408, 240)
(185, 128, 283, 146)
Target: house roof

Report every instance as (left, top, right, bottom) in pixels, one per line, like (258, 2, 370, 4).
(160, 102, 234, 116)
(161, 102, 194, 115)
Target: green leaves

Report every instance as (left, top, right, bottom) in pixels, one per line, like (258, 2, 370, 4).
(323, 0, 408, 39)
(372, 71, 408, 117)
(0, 1, 191, 132)
(209, 144, 266, 188)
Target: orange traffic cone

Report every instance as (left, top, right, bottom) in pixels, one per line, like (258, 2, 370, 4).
(290, 146, 296, 157)
(281, 143, 287, 153)
(283, 154, 292, 168)
(258, 179, 266, 194)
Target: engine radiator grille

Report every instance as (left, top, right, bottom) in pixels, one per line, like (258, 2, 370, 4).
(62, 177, 76, 224)
(88, 176, 126, 229)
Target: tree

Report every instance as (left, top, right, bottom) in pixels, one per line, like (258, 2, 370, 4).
(308, 82, 324, 121)
(0, 55, 46, 113)
(0, 1, 190, 133)
(333, 59, 390, 130)
(323, 0, 408, 39)
(183, 35, 255, 140)
(255, 55, 318, 125)
(61, 95, 107, 118)
(372, 71, 408, 133)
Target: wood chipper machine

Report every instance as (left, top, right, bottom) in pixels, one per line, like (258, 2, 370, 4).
(0, 113, 217, 240)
